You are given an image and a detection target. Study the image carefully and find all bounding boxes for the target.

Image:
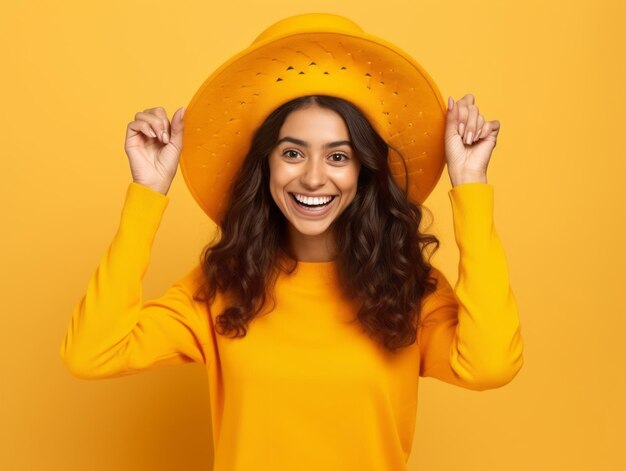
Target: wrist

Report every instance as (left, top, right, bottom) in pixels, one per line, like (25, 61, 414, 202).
(449, 171, 488, 187)
(133, 180, 170, 196)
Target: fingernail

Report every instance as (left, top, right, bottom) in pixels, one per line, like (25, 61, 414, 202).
(459, 123, 465, 135)
(162, 130, 169, 143)
(448, 96, 454, 111)
(149, 129, 157, 138)
(466, 131, 473, 145)
(181, 107, 185, 119)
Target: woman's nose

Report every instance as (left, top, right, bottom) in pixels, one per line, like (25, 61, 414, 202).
(300, 158, 326, 189)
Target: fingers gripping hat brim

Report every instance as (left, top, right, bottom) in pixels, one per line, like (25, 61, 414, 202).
(180, 13, 446, 223)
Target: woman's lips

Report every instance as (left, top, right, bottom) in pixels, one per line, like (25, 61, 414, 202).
(288, 193, 337, 218)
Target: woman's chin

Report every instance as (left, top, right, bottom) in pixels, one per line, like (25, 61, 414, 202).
(287, 220, 332, 238)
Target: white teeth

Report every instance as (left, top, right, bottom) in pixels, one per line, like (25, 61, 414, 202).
(293, 193, 333, 205)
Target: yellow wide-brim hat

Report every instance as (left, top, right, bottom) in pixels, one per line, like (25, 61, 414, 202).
(180, 12, 447, 223)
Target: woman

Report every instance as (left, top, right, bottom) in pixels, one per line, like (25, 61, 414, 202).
(60, 13, 524, 470)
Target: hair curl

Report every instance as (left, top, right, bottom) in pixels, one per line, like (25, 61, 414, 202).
(193, 95, 440, 353)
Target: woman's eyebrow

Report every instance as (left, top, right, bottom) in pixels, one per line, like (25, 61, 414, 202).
(276, 136, 353, 149)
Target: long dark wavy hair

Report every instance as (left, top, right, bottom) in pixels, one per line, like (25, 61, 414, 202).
(193, 95, 441, 353)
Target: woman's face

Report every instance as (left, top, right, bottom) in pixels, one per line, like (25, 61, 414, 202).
(268, 104, 361, 240)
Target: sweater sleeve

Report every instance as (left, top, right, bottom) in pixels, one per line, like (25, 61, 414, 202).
(418, 182, 524, 391)
(59, 182, 212, 380)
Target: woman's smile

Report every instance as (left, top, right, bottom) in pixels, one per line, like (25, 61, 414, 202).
(288, 192, 338, 218)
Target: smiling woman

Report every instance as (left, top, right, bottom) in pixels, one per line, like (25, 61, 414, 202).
(60, 12, 523, 471)
(268, 102, 362, 261)
(197, 94, 440, 354)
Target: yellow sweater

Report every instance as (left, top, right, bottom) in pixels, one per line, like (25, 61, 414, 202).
(60, 181, 524, 470)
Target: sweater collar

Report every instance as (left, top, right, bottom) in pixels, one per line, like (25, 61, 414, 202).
(277, 255, 340, 288)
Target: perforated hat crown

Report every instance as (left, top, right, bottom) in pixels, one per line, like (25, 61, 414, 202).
(180, 12, 447, 223)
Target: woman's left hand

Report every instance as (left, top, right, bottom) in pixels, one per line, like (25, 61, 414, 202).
(444, 93, 500, 186)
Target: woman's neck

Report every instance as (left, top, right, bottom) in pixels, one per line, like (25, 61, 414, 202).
(287, 227, 337, 262)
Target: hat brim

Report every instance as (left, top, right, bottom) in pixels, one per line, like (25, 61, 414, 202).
(180, 29, 446, 223)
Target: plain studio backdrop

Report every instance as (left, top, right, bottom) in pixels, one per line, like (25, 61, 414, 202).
(1, 0, 624, 469)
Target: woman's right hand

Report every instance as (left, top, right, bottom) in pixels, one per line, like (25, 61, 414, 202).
(124, 106, 185, 195)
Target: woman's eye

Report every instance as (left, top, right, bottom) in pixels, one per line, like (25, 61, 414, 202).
(283, 150, 300, 159)
(330, 153, 348, 162)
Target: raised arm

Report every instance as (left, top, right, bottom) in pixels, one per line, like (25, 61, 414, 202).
(418, 183, 524, 391)
(59, 182, 213, 379)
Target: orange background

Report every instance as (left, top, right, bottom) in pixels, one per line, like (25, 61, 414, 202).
(2, 0, 624, 469)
